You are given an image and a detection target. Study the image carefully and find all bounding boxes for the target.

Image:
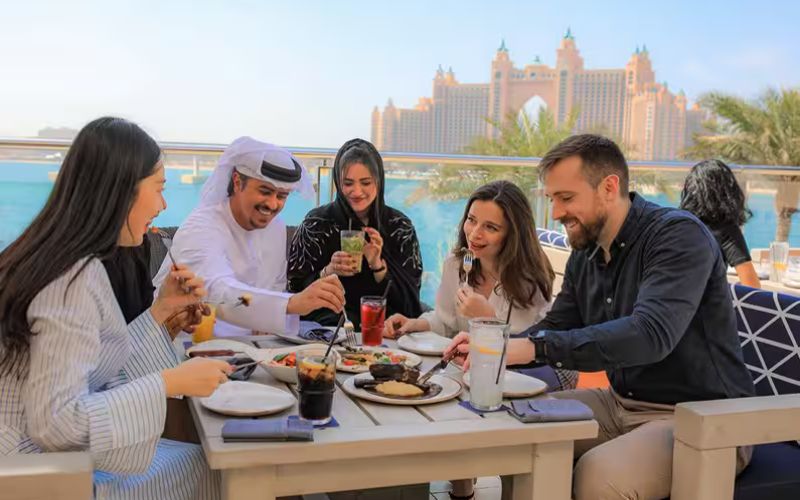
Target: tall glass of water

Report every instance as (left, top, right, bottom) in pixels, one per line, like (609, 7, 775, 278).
(770, 241, 790, 282)
(468, 318, 509, 411)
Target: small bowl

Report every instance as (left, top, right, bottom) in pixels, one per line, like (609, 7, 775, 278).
(261, 343, 340, 384)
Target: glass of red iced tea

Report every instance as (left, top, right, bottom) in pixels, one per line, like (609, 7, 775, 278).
(360, 296, 386, 346)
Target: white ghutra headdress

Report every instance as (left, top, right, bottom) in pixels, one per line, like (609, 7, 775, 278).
(199, 136, 315, 208)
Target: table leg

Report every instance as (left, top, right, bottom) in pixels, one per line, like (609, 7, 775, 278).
(511, 441, 574, 500)
(500, 475, 512, 500)
(222, 466, 277, 500)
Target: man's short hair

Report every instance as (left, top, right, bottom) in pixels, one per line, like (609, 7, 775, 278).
(227, 169, 250, 196)
(538, 134, 629, 196)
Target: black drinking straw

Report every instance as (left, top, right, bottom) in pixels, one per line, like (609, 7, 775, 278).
(323, 314, 346, 362)
(495, 304, 514, 384)
(381, 279, 393, 301)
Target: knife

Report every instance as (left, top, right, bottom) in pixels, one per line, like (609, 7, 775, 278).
(418, 351, 456, 385)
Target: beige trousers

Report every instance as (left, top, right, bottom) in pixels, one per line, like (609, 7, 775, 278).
(543, 388, 752, 500)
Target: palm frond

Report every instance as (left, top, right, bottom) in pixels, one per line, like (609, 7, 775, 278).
(684, 87, 800, 166)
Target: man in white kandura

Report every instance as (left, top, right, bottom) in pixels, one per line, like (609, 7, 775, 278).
(154, 137, 345, 337)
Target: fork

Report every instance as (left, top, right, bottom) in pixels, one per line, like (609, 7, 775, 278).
(204, 296, 250, 308)
(342, 309, 358, 350)
(462, 249, 474, 286)
(152, 227, 190, 292)
(152, 227, 178, 268)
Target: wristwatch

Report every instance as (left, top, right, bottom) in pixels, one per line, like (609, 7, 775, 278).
(370, 260, 386, 273)
(530, 330, 549, 365)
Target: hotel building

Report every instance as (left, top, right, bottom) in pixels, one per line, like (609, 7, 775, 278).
(371, 30, 706, 161)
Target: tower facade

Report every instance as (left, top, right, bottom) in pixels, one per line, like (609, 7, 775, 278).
(372, 31, 702, 160)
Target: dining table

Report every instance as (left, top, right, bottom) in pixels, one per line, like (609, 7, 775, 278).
(177, 332, 597, 500)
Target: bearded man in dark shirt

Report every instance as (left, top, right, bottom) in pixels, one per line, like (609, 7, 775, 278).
(447, 134, 754, 500)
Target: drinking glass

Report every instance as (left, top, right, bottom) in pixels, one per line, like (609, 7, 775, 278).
(770, 241, 790, 282)
(360, 296, 386, 346)
(468, 318, 509, 411)
(192, 304, 216, 344)
(340, 230, 366, 273)
(296, 348, 336, 425)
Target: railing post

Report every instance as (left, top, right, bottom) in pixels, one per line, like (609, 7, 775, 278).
(315, 160, 323, 207)
(315, 159, 333, 207)
(531, 178, 551, 230)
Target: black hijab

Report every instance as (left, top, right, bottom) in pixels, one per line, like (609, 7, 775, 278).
(333, 139, 422, 315)
(331, 139, 388, 231)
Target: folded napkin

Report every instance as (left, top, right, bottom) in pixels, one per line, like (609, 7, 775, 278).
(222, 417, 314, 442)
(299, 321, 336, 342)
(227, 357, 257, 381)
(509, 398, 594, 423)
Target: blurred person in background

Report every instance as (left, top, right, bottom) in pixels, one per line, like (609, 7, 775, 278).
(680, 158, 760, 288)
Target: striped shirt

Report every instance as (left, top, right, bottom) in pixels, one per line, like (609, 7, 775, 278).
(0, 258, 219, 499)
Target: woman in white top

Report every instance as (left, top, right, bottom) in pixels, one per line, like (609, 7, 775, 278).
(0, 117, 230, 499)
(385, 180, 577, 499)
(384, 181, 578, 391)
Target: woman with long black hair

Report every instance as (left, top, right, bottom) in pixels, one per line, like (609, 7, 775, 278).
(288, 138, 423, 329)
(680, 159, 760, 288)
(0, 117, 228, 499)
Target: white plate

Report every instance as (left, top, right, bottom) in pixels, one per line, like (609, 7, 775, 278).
(269, 322, 345, 345)
(185, 339, 266, 362)
(463, 371, 548, 398)
(342, 373, 462, 406)
(397, 332, 451, 356)
(782, 278, 800, 289)
(199, 381, 296, 417)
(261, 343, 338, 384)
(336, 347, 422, 373)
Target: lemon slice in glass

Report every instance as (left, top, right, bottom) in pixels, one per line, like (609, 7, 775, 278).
(474, 344, 501, 355)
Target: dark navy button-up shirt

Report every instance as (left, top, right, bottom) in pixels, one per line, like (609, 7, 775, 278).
(525, 193, 755, 405)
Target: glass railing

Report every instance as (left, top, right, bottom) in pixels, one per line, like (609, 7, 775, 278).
(3, 137, 800, 304)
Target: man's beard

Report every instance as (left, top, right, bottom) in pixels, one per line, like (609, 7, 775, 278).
(561, 214, 606, 250)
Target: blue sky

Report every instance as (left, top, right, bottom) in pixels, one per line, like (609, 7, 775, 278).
(1, 0, 798, 148)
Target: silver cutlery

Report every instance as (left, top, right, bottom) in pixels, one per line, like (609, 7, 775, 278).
(418, 351, 457, 385)
(204, 295, 251, 308)
(153, 227, 191, 293)
(342, 309, 358, 349)
(462, 249, 474, 284)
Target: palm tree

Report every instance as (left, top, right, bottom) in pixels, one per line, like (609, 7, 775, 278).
(406, 108, 578, 205)
(468, 107, 580, 158)
(684, 88, 800, 241)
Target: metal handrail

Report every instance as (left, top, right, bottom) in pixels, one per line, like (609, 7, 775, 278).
(2, 137, 800, 173)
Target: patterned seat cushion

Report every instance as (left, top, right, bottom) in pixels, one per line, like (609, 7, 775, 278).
(536, 228, 570, 250)
(730, 284, 800, 498)
(731, 284, 800, 396)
